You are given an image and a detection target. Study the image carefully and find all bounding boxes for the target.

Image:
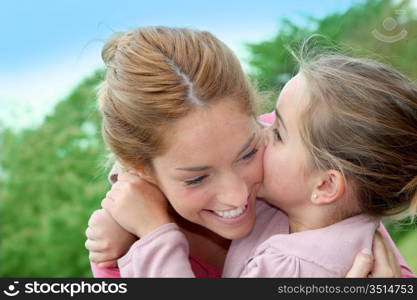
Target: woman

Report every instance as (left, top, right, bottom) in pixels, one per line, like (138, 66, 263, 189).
(85, 26, 412, 277)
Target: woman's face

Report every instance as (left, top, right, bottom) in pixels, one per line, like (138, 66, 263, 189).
(151, 99, 265, 239)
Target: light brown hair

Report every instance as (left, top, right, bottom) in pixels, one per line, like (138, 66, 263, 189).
(296, 53, 417, 219)
(98, 26, 258, 169)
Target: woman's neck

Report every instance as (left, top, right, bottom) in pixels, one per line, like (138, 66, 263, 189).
(173, 213, 231, 270)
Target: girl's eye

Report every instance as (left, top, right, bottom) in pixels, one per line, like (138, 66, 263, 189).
(272, 128, 282, 141)
(240, 148, 258, 161)
(184, 175, 208, 186)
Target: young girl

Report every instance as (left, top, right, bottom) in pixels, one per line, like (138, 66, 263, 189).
(100, 52, 417, 277)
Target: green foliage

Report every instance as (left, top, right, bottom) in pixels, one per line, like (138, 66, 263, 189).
(396, 230, 417, 273)
(247, 0, 417, 97)
(0, 70, 109, 276)
(1, 0, 416, 276)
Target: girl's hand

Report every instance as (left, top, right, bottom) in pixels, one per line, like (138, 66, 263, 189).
(369, 231, 401, 277)
(85, 209, 137, 268)
(101, 171, 173, 238)
(345, 249, 374, 277)
(346, 231, 401, 277)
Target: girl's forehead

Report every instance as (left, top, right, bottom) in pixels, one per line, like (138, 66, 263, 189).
(277, 74, 306, 109)
(283, 74, 301, 94)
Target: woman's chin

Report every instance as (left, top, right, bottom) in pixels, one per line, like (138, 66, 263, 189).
(218, 225, 253, 240)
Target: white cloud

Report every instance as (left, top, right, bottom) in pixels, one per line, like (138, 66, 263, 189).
(0, 45, 103, 131)
(411, 0, 417, 11)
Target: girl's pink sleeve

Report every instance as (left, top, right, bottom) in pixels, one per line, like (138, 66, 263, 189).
(377, 224, 415, 278)
(91, 262, 121, 278)
(117, 223, 195, 277)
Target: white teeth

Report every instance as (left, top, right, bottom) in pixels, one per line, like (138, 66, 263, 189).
(213, 205, 246, 218)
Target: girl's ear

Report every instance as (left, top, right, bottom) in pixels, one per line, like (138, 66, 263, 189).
(311, 170, 345, 205)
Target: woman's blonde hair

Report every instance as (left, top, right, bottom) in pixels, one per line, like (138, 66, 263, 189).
(295, 51, 417, 219)
(98, 26, 258, 169)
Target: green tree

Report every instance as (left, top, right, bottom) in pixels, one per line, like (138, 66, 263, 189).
(246, 0, 417, 96)
(0, 70, 109, 276)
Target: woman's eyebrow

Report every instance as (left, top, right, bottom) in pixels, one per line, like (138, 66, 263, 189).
(275, 109, 287, 132)
(236, 132, 255, 158)
(176, 133, 256, 172)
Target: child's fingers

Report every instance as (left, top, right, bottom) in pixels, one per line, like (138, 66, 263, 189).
(345, 249, 374, 278)
(89, 251, 115, 264)
(88, 209, 106, 227)
(376, 232, 402, 277)
(85, 227, 96, 240)
(118, 170, 141, 182)
(371, 232, 398, 277)
(97, 260, 118, 268)
(101, 197, 114, 212)
(85, 239, 106, 252)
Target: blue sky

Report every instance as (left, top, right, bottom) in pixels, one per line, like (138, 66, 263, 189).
(0, 0, 362, 130)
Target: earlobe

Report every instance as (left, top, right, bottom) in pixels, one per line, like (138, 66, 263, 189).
(311, 170, 345, 205)
(132, 164, 158, 185)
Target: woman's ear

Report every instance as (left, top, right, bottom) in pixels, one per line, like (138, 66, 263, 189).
(311, 170, 345, 205)
(131, 164, 158, 185)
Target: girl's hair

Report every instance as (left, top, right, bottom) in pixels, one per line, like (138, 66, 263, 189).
(295, 52, 417, 219)
(98, 26, 257, 168)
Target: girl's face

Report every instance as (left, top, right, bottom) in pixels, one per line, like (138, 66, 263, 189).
(152, 99, 265, 239)
(260, 74, 314, 214)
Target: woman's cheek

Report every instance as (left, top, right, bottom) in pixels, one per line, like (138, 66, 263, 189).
(170, 187, 210, 217)
(159, 186, 190, 217)
(262, 145, 277, 189)
(253, 146, 265, 183)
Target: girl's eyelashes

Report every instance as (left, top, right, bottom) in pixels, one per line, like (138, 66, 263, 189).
(239, 148, 258, 161)
(272, 128, 282, 141)
(184, 175, 208, 186)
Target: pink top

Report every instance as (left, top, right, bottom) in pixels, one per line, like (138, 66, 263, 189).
(90, 112, 415, 278)
(91, 254, 221, 278)
(94, 200, 414, 277)
(223, 201, 380, 277)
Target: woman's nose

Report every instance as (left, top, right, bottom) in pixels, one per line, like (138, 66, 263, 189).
(216, 176, 249, 207)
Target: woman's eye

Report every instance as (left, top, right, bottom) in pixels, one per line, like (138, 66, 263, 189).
(272, 128, 282, 141)
(240, 148, 258, 161)
(184, 175, 208, 186)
